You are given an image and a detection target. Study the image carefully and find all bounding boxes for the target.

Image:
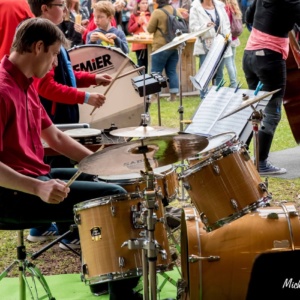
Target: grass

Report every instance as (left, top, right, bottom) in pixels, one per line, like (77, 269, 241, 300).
(1, 28, 300, 279)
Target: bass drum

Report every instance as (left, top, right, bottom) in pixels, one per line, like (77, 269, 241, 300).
(68, 45, 144, 130)
(180, 205, 300, 300)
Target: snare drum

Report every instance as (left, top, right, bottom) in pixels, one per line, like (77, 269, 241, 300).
(64, 128, 102, 145)
(99, 165, 179, 204)
(181, 132, 268, 229)
(180, 205, 300, 300)
(74, 193, 172, 284)
(68, 45, 144, 130)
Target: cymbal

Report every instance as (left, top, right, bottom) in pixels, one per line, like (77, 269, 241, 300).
(218, 89, 281, 121)
(78, 133, 208, 176)
(151, 28, 212, 56)
(110, 125, 178, 138)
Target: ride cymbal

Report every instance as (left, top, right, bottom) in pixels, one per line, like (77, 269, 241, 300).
(218, 89, 281, 121)
(110, 125, 178, 138)
(78, 134, 208, 176)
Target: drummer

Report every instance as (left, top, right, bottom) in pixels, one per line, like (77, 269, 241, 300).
(0, 17, 142, 300)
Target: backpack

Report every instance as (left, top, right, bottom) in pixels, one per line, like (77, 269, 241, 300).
(231, 14, 243, 38)
(158, 7, 189, 43)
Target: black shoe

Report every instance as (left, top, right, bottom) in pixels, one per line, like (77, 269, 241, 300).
(90, 283, 109, 296)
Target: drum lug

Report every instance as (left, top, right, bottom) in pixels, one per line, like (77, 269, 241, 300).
(212, 163, 220, 175)
(230, 199, 239, 211)
(241, 148, 251, 161)
(82, 263, 88, 276)
(182, 181, 191, 190)
(119, 257, 125, 268)
(74, 213, 81, 225)
(188, 254, 220, 263)
(176, 279, 188, 299)
(110, 205, 116, 217)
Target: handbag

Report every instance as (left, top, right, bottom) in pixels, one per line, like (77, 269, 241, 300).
(231, 14, 243, 38)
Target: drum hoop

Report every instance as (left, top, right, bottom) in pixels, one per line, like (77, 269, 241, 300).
(73, 192, 142, 212)
(200, 132, 237, 155)
(68, 44, 132, 62)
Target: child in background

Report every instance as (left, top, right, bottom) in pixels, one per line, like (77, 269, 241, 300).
(86, 1, 129, 53)
(128, 0, 151, 72)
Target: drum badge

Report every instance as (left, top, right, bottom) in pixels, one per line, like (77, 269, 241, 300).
(90, 227, 102, 241)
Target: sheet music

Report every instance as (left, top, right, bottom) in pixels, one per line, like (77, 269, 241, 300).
(190, 34, 228, 91)
(185, 86, 272, 138)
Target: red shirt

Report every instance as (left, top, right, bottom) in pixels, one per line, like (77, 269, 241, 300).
(0, 0, 34, 59)
(0, 56, 52, 177)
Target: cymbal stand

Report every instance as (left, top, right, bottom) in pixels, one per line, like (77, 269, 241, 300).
(249, 105, 264, 171)
(176, 39, 190, 201)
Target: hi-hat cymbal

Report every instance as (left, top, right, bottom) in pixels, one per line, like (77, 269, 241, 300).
(78, 133, 208, 176)
(218, 89, 281, 121)
(151, 28, 212, 56)
(110, 125, 178, 138)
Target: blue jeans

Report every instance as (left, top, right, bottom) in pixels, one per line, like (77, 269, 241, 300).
(218, 47, 237, 88)
(151, 49, 179, 93)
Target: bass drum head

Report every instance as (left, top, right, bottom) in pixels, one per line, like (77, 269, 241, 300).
(68, 45, 144, 130)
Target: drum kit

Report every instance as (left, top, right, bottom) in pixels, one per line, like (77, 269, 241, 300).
(65, 31, 299, 300)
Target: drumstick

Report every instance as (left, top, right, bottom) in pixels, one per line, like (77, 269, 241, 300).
(66, 146, 105, 187)
(90, 58, 129, 116)
(93, 66, 145, 88)
(66, 170, 82, 187)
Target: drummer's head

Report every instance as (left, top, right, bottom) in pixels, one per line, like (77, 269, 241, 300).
(28, 0, 68, 25)
(10, 18, 67, 78)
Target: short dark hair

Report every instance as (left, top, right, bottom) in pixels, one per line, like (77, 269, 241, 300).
(28, 0, 53, 17)
(11, 18, 67, 53)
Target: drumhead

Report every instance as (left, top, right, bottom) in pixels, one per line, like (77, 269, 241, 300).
(200, 132, 236, 155)
(64, 128, 101, 138)
(68, 45, 144, 130)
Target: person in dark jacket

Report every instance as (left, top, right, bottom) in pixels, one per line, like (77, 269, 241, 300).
(243, 0, 300, 176)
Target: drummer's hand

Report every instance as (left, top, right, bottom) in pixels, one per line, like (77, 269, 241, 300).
(95, 73, 112, 86)
(87, 93, 106, 108)
(37, 179, 70, 204)
(207, 22, 215, 27)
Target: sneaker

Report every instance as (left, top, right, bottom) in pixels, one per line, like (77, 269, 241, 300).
(59, 238, 81, 250)
(27, 223, 60, 242)
(259, 160, 287, 176)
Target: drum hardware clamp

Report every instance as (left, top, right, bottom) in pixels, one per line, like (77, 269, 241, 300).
(188, 254, 220, 263)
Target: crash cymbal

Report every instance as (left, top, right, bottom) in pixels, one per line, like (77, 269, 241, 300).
(151, 28, 212, 56)
(110, 125, 178, 138)
(218, 89, 281, 121)
(78, 133, 208, 176)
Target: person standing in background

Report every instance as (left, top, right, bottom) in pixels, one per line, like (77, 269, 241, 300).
(147, 0, 182, 102)
(242, 0, 300, 175)
(0, 0, 34, 59)
(218, 0, 242, 88)
(128, 0, 151, 72)
(189, 0, 232, 99)
(59, 0, 90, 47)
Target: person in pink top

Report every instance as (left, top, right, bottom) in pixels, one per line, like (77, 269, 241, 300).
(128, 0, 151, 72)
(243, 0, 300, 176)
(0, 0, 34, 59)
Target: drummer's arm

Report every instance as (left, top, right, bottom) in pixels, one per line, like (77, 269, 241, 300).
(42, 124, 93, 163)
(34, 70, 86, 105)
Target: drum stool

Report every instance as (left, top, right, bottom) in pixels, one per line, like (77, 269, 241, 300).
(0, 222, 56, 300)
